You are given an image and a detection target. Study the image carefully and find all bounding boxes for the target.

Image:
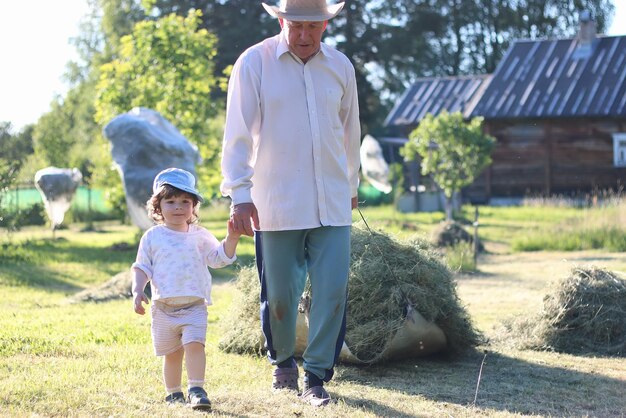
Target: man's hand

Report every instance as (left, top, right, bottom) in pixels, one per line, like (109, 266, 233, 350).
(231, 202, 260, 237)
(351, 196, 358, 209)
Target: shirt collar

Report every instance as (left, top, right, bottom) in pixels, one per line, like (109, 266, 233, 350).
(276, 32, 327, 62)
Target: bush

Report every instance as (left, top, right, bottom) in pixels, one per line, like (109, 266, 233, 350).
(0, 203, 46, 229)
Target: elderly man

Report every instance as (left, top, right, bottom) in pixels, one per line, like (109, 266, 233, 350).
(220, 0, 360, 407)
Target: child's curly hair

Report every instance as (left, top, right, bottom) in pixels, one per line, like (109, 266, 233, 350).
(147, 184, 200, 224)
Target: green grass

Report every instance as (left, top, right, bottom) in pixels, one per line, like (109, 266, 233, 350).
(510, 203, 626, 252)
(444, 242, 477, 273)
(353, 201, 626, 253)
(0, 204, 625, 417)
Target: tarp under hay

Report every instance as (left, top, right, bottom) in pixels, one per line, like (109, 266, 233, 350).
(495, 267, 626, 357)
(219, 224, 483, 364)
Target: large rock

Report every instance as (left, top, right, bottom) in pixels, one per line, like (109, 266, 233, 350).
(103, 108, 202, 230)
(34, 167, 82, 227)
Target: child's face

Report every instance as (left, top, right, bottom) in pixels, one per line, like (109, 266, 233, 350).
(159, 192, 195, 231)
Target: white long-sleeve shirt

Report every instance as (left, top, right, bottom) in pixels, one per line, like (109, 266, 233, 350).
(220, 32, 361, 231)
(132, 224, 236, 305)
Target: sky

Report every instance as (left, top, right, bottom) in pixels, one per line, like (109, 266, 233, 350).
(1, 1, 625, 133)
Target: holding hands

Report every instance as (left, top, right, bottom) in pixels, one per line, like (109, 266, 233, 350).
(229, 202, 259, 237)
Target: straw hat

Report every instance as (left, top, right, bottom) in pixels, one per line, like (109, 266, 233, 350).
(262, 0, 345, 21)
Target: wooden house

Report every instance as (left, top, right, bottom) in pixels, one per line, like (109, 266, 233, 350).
(385, 16, 626, 203)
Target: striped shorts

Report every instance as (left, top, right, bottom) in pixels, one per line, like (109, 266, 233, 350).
(150, 300, 207, 356)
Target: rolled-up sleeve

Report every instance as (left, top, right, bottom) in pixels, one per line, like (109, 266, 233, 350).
(220, 53, 262, 206)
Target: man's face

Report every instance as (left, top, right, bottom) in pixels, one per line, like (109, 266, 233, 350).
(280, 19, 327, 62)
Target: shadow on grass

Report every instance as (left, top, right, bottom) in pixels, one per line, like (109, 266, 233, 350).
(338, 349, 625, 416)
(0, 238, 137, 291)
(340, 395, 421, 418)
(0, 262, 82, 292)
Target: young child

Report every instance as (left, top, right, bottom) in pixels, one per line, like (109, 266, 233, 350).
(131, 167, 241, 411)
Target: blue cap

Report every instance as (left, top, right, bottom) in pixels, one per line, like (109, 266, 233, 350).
(153, 168, 204, 203)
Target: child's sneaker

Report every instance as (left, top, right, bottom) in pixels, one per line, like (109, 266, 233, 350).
(165, 391, 185, 404)
(187, 387, 211, 411)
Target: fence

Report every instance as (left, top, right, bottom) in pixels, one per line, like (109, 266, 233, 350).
(0, 184, 112, 215)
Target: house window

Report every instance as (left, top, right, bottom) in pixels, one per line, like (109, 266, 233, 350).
(614, 134, 626, 167)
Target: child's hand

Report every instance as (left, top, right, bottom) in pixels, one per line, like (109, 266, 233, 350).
(227, 218, 243, 240)
(133, 292, 149, 315)
(223, 218, 242, 259)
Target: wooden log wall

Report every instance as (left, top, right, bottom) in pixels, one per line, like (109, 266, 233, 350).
(464, 118, 626, 202)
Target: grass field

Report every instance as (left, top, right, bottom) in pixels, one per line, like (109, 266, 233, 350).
(0, 204, 625, 417)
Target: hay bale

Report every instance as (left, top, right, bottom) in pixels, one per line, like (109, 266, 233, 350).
(431, 220, 483, 251)
(219, 224, 484, 363)
(218, 267, 265, 355)
(69, 271, 152, 303)
(347, 224, 483, 362)
(495, 267, 626, 356)
(69, 271, 132, 303)
(218, 267, 310, 356)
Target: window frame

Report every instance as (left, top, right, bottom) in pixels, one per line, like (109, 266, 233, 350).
(613, 133, 626, 167)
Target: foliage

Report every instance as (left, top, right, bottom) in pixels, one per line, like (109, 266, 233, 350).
(96, 0, 616, 136)
(402, 111, 495, 219)
(0, 203, 46, 229)
(95, 9, 224, 196)
(331, 0, 615, 127)
(0, 123, 34, 225)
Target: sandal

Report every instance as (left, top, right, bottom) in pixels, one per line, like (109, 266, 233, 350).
(300, 385, 331, 407)
(187, 387, 211, 411)
(272, 366, 299, 392)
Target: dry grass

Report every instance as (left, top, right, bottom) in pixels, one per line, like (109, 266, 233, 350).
(1, 221, 626, 417)
(346, 224, 483, 361)
(493, 266, 626, 356)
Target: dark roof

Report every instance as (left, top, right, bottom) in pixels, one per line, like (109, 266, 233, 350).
(384, 75, 491, 128)
(470, 35, 626, 119)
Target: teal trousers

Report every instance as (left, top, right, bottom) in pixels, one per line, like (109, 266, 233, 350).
(255, 226, 350, 381)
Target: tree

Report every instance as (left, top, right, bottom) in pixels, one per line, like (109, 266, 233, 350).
(401, 111, 495, 220)
(0, 123, 34, 223)
(94, 9, 223, 196)
(140, 0, 276, 90)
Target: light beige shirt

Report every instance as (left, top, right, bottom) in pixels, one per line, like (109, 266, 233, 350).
(220, 32, 361, 231)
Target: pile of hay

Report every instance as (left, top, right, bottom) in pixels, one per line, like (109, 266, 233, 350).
(495, 267, 626, 356)
(69, 271, 132, 303)
(347, 225, 483, 362)
(68, 270, 152, 303)
(218, 266, 265, 355)
(219, 223, 483, 363)
(431, 220, 483, 251)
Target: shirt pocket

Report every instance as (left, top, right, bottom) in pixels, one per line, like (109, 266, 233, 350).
(325, 88, 343, 129)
